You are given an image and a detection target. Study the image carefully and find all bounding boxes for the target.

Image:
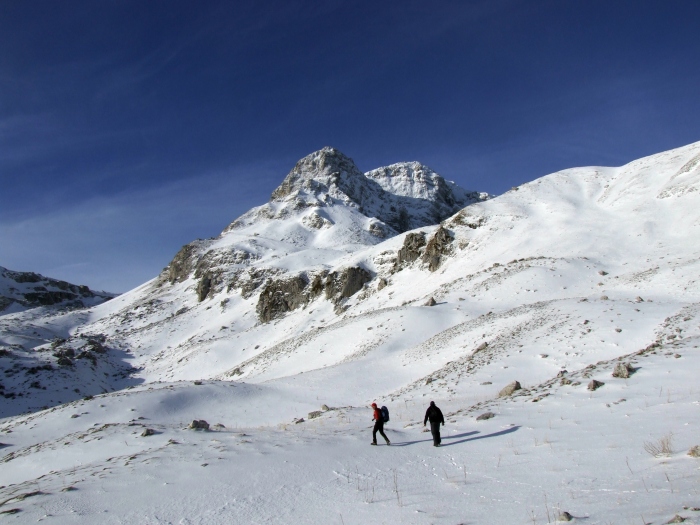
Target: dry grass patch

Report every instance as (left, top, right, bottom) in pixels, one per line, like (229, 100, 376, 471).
(643, 433, 674, 457)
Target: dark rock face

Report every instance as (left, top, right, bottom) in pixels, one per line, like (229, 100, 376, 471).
(197, 275, 212, 302)
(257, 275, 310, 323)
(23, 291, 84, 306)
(422, 226, 453, 271)
(255, 267, 371, 323)
(325, 267, 372, 303)
(394, 232, 427, 270)
(167, 243, 201, 284)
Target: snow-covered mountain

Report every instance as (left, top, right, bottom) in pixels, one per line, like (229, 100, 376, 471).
(1, 143, 700, 524)
(0, 267, 114, 315)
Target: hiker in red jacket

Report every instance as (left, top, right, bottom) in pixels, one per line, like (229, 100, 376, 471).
(370, 403, 390, 446)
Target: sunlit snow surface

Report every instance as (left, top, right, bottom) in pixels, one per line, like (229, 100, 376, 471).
(2, 142, 700, 524)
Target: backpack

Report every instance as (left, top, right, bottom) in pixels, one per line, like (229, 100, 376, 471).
(380, 406, 390, 423)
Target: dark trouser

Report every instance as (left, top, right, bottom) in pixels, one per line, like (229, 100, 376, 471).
(430, 421, 442, 446)
(373, 420, 389, 444)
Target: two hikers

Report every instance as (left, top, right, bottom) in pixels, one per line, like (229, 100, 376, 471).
(423, 401, 445, 447)
(369, 401, 445, 447)
(370, 402, 390, 446)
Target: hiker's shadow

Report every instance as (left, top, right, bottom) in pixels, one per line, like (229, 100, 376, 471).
(391, 426, 520, 447)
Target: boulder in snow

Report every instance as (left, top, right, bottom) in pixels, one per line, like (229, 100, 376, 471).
(498, 381, 521, 397)
(189, 420, 209, 431)
(587, 379, 605, 391)
(612, 362, 634, 378)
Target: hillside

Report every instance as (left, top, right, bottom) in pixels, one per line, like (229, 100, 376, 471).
(1, 142, 700, 524)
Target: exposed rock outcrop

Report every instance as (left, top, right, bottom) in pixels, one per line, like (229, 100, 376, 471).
(325, 267, 372, 303)
(394, 232, 426, 271)
(257, 275, 310, 323)
(422, 226, 453, 271)
(167, 243, 201, 284)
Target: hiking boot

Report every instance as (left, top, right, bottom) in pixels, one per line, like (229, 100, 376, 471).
(386, 441, 391, 446)
(371, 442, 377, 446)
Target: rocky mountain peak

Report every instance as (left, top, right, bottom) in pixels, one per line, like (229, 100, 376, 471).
(270, 147, 365, 203)
(365, 161, 483, 209)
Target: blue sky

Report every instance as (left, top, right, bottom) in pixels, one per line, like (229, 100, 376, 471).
(1, 1, 699, 293)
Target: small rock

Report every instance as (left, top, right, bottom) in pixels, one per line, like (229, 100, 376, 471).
(615, 328, 622, 333)
(476, 342, 488, 351)
(634, 296, 644, 302)
(294, 418, 305, 424)
(674, 354, 681, 358)
(560, 377, 572, 386)
(212, 423, 226, 430)
(612, 362, 634, 379)
(425, 377, 433, 385)
(538, 353, 549, 358)
(193, 381, 202, 385)
(189, 420, 209, 431)
(476, 412, 495, 421)
(141, 428, 155, 437)
(557, 511, 573, 522)
(600, 295, 609, 300)
(480, 381, 492, 385)
(557, 370, 568, 377)
(598, 270, 608, 276)
(0, 509, 21, 515)
(308, 411, 323, 419)
(688, 445, 700, 458)
(71, 414, 80, 419)
(61, 486, 78, 492)
(666, 515, 686, 523)
(424, 297, 437, 307)
(321, 404, 330, 411)
(587, 379, 605, 391)
(498, 381, 521, 397)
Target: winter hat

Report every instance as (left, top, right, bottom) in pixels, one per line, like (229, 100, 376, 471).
(430, 401, 435, 406)
(371, 403, 377, 408)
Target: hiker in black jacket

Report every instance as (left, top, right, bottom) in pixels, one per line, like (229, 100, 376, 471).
(423, 401, 445, 447)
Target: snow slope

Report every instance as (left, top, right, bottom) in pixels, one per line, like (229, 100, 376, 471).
(1, 142, 700, 524)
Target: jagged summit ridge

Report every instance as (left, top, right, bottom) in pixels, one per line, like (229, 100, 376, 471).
(245, 146, 487, 234)
(269, 147, 365, 204)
